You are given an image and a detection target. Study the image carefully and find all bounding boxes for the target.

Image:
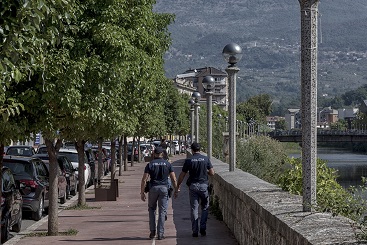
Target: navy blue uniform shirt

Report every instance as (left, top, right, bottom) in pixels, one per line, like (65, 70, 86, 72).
(182, 153, 213, 184)
(144, 158, 173, 186)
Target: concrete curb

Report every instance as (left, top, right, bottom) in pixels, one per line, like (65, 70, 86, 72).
(4, 183, 95, 245)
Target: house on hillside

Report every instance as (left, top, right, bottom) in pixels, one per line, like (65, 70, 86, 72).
(317, 107, 338, 128)
(173, 67, 228, 110)
(266, 116, 284, 130)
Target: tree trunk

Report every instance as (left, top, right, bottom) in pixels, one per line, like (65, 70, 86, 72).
(137, 136, 141, 163)
(131, 137, 135, 167)
(110, 140, 116, 181)
(118, 136, 123, 176)
(0, 143, 4, 232)
(45, 138, 61, 236)
(98, 139, 103, 182)
(76, 140, 86, 206)
(124, 136, 128, 171)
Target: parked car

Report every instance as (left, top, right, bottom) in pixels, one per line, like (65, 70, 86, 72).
(33, 154, 76, 202)
(1, 167, 23, 243)
(126, 144, 139, 161)
(3, 156, 49, 221)
(172, 140, 180, 154)
(140, 144, 153, 160)
(6, 145, 36, 157)
(58, 148, 91, 188)
(36, 145, 48, 154)
(91, 146, 110, 176)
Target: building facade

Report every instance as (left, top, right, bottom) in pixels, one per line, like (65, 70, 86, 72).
(173, 67, 228, 110)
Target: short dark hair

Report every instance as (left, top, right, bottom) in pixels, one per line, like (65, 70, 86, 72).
(191, 142, 200, 151)
(154, 147, 164, 154)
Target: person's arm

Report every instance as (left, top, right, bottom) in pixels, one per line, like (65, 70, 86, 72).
(176, 171, 186, 191)
(208, 168, 215, 176)
(169, 171, 178, 190)
(140, 172, 149, 201)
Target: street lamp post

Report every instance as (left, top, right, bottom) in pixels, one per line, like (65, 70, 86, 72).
(188, 99, 195, 145)
(222, 43, 242, 172)
(203, 76, 215, 160)
(192, 92, 201, 143)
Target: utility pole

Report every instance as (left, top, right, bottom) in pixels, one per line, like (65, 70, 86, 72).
(298, 0, 319, 212)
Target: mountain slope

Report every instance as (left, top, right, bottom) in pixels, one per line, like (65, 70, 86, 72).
(154, 0, 367, 104)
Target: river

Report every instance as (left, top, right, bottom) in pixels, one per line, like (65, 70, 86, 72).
(290, 146, 367, 190)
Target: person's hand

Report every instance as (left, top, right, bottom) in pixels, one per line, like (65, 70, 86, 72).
(174, 189, 180, 199)
(140, 192, 146, 202)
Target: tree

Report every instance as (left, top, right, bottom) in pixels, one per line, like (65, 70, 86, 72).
(275, 119, 287, 130)
(0, 0, 78, 236)
(237, 94, 273, 124)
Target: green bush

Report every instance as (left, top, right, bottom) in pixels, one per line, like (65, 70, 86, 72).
(278, 157, 367, 222)
(236, 136, 287, 184)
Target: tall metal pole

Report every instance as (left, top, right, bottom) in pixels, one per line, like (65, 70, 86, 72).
(190, 107, 195, 144)
(226, 66, 239, 172)
(195, 104, 199, 143)
(299, 0, 319, 212)
(207, 91, 213, 159)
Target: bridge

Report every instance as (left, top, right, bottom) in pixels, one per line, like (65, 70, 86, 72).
(268, 129, 367, 142)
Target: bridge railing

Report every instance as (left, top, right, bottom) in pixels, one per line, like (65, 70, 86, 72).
(269, 129, 367, 137)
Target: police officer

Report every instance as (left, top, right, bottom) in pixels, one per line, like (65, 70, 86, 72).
(175, 142, 215, 237)
(140, 147, 177, 240)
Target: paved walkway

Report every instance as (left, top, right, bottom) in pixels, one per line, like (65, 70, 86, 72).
(6, 154, 238, 245)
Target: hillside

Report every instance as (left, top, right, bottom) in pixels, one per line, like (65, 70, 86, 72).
(154, 0, 367, 109)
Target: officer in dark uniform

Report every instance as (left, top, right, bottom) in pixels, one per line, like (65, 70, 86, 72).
(140, 147, 177, 240)
(175, 142, 215, 237)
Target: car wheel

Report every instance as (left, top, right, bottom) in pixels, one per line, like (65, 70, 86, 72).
(60, 191, 67, 204)
(12, 210, 22, 233)
(1, 216, 10, 243)
(32, 197, 44, 221)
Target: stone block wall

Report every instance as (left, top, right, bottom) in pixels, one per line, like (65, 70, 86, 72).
(208, 157, 362, 245)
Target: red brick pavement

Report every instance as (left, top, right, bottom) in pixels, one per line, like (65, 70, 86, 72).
(6, 154, 238, 245)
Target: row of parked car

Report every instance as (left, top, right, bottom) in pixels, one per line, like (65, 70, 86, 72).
(1, 144, 113, 243)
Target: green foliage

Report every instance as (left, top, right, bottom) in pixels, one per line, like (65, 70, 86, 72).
(275, 119, 287, 130)
(330, 119, 347, 130)
(278, 157, 367, 222)
(237, 94, 272, 123)
(236, 136, 287, 184)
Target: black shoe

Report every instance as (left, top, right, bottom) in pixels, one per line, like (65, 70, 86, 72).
(192, 233, 198, 237)
(149, 231, 156, 239)
(158, 234, 165, 240)
(200, 229, 206, 236)
(165, 215, 167, 221)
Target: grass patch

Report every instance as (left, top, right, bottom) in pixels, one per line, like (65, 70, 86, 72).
(65, 204, 101, 210)
(26, 228, 78, 237)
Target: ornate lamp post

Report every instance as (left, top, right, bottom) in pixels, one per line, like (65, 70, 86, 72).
(188, 99, 195, 145)
(222, 43, 242, 172)
(192, 92, 201, 143)
(203, 76, 215, 160)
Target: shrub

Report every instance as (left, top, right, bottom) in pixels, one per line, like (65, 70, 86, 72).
(277, 157, 367, 222)
(236, 135, 287, 184)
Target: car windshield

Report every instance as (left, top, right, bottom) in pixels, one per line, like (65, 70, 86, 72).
(7, 147, 33, 156)
(59, 152, 79, 162)
(37, 147, 48, 154)
(3, 162, 33, 177)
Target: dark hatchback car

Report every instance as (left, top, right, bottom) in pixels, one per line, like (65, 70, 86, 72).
(1, 167, 23, 243)
(34, 154, 77, 199)
(3, 156, 49, 221)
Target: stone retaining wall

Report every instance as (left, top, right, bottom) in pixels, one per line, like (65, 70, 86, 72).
(194, 153, 363, 244)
